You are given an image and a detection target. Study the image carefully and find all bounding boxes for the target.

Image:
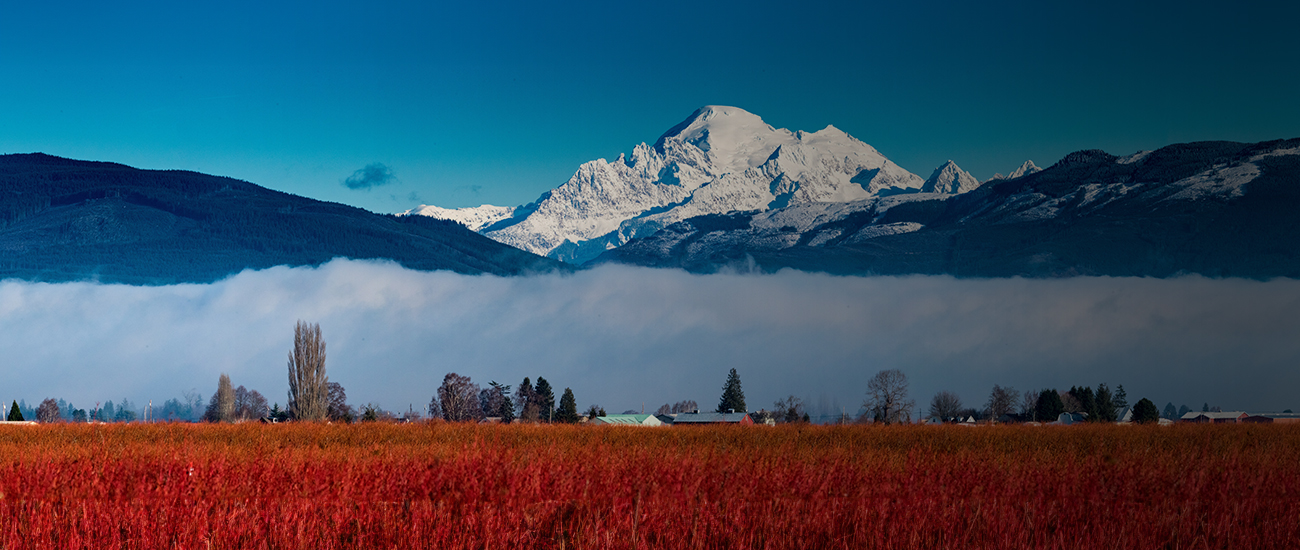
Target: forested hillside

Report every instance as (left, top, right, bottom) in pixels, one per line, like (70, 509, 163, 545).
(0, 154, 563, 284)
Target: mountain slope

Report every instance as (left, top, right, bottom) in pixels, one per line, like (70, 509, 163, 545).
(596, 139, 1300, 278)
(407, 106, 934, 264)
(0, 154, 563, 284)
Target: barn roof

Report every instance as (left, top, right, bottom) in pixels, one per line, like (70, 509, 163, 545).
(672, 412, 750, 424)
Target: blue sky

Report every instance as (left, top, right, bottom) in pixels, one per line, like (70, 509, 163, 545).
(2, 0, 1297, 213)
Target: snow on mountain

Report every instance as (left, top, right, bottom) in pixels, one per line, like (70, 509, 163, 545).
(1117, 151, 1152, 165)
(405, 105, 928, 263)
(921, 160, 981, 194)
(1006, 160, 1042, 179)
(984, 160, 1042, 182)
(405, 204, 515, 231)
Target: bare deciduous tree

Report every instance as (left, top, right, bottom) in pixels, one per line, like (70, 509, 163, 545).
(1020, 388, 1040, 420)
(862, 369, 915, 424)
(773, 395, 807, 423)
(985, 385, 1019, 422)
(437, 372, 482, 422)
(427, 394, 442, 421)
(929, 391, 963, 421)
(1060, 391, 1083, 414)
(287, 321, 329, 421)
(36, 398, 60, 423)
(327, 382, 353, 422)
(233, 386, 269, 421)
(670, 400, 698, 414)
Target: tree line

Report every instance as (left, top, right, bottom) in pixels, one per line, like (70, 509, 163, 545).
(5, 324, 1264, 426)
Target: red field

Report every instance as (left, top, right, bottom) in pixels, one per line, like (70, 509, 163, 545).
(0, 422, 1293, 549)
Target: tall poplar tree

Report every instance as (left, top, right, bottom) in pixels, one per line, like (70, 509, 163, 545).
(287, 321, 328, 421)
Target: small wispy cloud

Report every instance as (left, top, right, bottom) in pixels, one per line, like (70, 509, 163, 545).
(343, 163, 397, 190)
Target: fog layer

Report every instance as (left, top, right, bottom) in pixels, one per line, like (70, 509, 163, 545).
(1, 259, 1295, 417)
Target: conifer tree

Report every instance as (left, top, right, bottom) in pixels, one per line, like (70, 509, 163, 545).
(534, 377, 555, 422)
(514, 378, 535, 420)
(1095, 383, 1116, 422)
(717, 368, 746, 413)
(1133, 398, 1160, 423)
(1035, 389, 1064, 422)
(7, 400, 22, 422)
(488, 381, 515, 423)
(556, 388, 580, 423)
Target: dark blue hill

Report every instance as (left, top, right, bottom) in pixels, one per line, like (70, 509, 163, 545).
(0, 153, 564, 284)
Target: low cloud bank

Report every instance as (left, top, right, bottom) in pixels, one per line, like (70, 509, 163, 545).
(1, 260, 1297, 418)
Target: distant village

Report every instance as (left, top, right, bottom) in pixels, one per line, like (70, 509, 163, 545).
(5, 321, 1294, 427)
(4, 364, 1294, 427)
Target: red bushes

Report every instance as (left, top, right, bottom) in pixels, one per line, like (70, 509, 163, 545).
(0, 423, 1292, 549)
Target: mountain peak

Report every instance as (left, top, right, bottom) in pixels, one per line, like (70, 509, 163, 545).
(922, 160, 981, 194)
(653, 105, 791, 174)
(1007, 160, 1042, 179)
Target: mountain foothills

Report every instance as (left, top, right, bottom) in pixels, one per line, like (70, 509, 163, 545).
(0, 154, 562, 284)
(414, 106, 1300, 278)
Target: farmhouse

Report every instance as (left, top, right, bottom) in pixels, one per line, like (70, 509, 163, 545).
(589, 414, 664, 427)
(1054, 412, 1087, 425)
(1179, 411, 1248, 423)
(1242, 412, 1300, 424)
(671, 411, 753, 426)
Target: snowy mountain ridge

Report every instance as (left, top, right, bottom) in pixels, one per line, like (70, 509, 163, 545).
(596, 138, 1300, 278)
(405, 106, 961, 263)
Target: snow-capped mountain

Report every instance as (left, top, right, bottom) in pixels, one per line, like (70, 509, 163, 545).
(921, 161, 981, 194)
(597, 139, 1300, 278)
(1006, 160, 1042, 179)
(405, 106, 935, 263)
(986, 160, 1043, 182)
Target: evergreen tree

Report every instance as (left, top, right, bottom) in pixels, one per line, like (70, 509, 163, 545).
(1071, 386, 1099, 421)
(6, 400, 22, 421)
(1095, 384, 1116, 422)
(514, 378, 535, 419)
(717, 368, 746, 413)
(1162, 402, 1178, 420)
(534, 377, 555, 422)
(1035, 389, 1064, 422)
(1113, 385, 1128, 414)
(1178, 404, 1191, 417)
(1132, 398, 1160, 424)
(489, 381, 515, 423)
(555, 388, 580, 424)
(269, 403, 290, 423)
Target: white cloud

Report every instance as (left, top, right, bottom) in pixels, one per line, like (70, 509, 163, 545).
(1, 260, 1296, 418)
